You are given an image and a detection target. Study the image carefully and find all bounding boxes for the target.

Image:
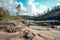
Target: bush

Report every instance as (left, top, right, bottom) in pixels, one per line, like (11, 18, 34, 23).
(5, 25, 14, 33)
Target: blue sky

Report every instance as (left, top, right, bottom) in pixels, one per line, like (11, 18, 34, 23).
(0, 0, 60, 16)
(16, 0, 27, 6)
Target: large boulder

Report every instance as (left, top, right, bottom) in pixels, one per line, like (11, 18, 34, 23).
(0, 20, 27, 40)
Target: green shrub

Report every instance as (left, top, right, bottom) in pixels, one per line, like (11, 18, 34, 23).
(5, 25, 14, 33)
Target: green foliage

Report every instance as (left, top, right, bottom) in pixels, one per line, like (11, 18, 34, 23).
(43, 23, 49, 25)
(0, 7, 11, 20)
(42, 26, 49, 28)
(0, 7, 24, 20)
(5, 25, 14, 33)
(14, 15, 23, 20)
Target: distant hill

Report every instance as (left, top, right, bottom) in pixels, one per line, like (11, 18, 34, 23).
(21, 15, 35, 20)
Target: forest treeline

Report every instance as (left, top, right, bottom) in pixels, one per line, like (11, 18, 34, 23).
(22, 6, 60, 21)
(0, 5, 60, 21)
(0, 7, 23, 20)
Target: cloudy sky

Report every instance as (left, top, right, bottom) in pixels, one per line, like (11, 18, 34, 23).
(0, 0, 60, 16)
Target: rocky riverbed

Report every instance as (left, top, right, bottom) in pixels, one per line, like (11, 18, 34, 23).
(0, 20, 60, 40)
(0, 27, 60, 40)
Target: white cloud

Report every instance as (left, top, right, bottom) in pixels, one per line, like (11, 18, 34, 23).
(39, 5, 46, 9)
(27, 0, 38, 16)
(0, 0, 18, 15)
(55, 0, 60, 6)
(19, 2, 27, 12)
(39, 5, 47, 13)
(0, 0, 27, 15)
(56, 2, 60, 6)
(21, 13, 29, 15)
(28, 0, 35, 5)
(0, 0, 47, 16)
(27, 0, 47, 16)
(35, 2, 39, 5)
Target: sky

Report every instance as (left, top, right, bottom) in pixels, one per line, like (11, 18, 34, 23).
(0, 0, 60, 16)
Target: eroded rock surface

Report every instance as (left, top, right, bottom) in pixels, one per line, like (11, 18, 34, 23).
(0, 20, 60, 40)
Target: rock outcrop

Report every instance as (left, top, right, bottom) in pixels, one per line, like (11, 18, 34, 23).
(0, 20, 60, 40)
